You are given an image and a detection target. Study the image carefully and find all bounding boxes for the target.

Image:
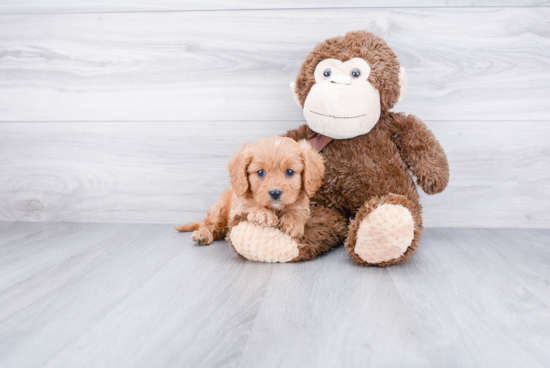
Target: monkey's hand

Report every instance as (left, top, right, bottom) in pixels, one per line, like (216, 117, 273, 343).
(388, 113, 449, 195)
(415, 164, 449, 195)
(247, 208, 278, 227)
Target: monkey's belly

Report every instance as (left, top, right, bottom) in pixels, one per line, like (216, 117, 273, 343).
(315, 164, 418, 216)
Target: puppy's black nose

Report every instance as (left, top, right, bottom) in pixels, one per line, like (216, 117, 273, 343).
(269, 190, 282, 200)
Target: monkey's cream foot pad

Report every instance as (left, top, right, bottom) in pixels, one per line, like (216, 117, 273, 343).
(354, 204, 415, 263)
(230, 221, 300, 263)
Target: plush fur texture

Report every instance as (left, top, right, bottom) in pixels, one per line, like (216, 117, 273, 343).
(302, 57, 382, 139)
(354, 204, 415, 263)
(295, 30, 403, 113)
(346, 194, 422, 266)
(230, 221, 300, 263)
(188, 30, 449, 266)
(280, 30, 448, 265)
(227, 203, 348, 263)
(176, 137, 325, 246)
(281, 109, 447, 265)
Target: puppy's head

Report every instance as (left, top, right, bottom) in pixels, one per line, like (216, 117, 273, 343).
(229, 137, 324, 209)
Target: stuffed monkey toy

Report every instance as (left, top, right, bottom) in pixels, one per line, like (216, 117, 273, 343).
(228, 30, 449, 266)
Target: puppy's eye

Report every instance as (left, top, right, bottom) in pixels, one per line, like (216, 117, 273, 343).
(257, 169, 265, 178)
(286, 169, 294, 177)
(351, 68, 361, 78)
(323, 69, 332, 78)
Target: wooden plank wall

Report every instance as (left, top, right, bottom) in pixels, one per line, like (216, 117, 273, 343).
(0, 2, 549, 227)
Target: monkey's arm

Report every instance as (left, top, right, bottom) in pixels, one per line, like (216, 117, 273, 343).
(387, 113, 449, 195)
(281, 124, 311, 141)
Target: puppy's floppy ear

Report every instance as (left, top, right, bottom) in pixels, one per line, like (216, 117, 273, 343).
(229, 143, 253, 196)
(298, 140, 325, 197)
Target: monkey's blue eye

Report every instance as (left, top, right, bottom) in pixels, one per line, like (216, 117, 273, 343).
(257, 169, 265, 178)
(351, 68, 361, 78)
(323, 69, 332, 78)
(286, 169, 294, 177)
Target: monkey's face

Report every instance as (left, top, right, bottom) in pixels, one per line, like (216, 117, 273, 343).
(302, 58, 381, 139)
(291, 32, 408, 140)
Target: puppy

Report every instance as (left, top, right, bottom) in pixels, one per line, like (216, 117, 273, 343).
(175, 137, 325, 245)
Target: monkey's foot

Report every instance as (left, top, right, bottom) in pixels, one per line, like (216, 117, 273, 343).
(346, 194, 422, 266)
(229, 221, 300, 263)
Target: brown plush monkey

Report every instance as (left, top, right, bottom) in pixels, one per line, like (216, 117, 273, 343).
(228, 30, 449, 266)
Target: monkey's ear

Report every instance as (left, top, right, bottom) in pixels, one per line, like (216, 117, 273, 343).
(228, 143, 253, 197)
(397, 67, 408, 103)
(289, 82, 302, 109)
(298, 140, 325, 197)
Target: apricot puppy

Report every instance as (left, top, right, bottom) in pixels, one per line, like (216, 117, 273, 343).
(175, 137, 325, 245)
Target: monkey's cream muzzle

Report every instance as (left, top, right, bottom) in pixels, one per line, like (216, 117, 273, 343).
(303, 58, 380, 139)
(291, 57, 407, 140)
(303, 79, 381, 139)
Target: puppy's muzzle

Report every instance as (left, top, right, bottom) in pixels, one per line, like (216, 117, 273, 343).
(269, 189, 282, 201)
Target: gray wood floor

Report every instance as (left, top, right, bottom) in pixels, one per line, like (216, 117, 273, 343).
(1, 222, 549, 367)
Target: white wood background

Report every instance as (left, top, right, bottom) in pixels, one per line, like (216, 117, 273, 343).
(0, 2, 549, 227)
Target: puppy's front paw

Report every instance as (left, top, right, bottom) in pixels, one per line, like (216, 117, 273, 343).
(191, 229, 214, 245)
(278, 217, 305, 239)
(247, 209, 278, 227)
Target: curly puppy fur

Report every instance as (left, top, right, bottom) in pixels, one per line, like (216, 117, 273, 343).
(281, 30, 449, 265)
(175, 137, 325, 245)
